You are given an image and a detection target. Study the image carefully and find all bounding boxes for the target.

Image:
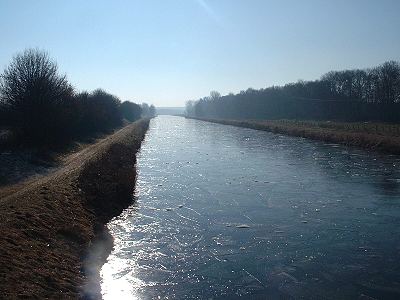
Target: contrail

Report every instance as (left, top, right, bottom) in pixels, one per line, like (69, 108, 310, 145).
(195, 0, 224, 27)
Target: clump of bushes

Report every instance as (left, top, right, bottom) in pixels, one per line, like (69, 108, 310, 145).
(140, 103, 156, 118)
(74, 90, 123, 136)
(0, 105, 7, 127)
(0, 49, 151, 147)
(120, 101, 142, 122)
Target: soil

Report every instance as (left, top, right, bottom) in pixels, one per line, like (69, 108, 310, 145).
(0, 119, 150, 299)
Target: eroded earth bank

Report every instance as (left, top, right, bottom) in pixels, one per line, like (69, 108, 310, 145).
(0, 119, 149, 298)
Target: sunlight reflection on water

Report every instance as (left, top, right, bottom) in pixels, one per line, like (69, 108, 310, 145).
(101, 116, 400, 299)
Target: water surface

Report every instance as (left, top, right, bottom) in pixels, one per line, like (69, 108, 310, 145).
(101, 116, 400, 299)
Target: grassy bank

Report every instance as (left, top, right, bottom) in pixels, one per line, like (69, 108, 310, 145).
(0, 119, 150, 298)
(191, 117, 400, 154)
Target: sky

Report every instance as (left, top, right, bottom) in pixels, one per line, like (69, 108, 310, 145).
(0, 0, 400, 107)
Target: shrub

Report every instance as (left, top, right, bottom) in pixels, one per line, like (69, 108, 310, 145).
(120, 101, 142, 122)
(74, 89, 122, 136)
(0, 104, 7, 126)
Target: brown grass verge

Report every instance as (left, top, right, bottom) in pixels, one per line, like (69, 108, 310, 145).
(190, 117, 400, 154)
(0, 119, 150, 299)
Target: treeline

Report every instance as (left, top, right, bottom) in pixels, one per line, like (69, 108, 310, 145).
(186, 61, 400, 122)
(0, 49, 155, 147)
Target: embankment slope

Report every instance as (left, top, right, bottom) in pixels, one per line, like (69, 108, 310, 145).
(0, 119, 150, 298)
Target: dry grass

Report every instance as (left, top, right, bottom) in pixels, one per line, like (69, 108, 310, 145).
(262, 119, 400, 137)
(0, 119, 150, 298)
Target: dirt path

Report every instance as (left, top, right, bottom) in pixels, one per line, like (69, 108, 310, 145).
(0, 119, 150, 298)
(0, 130, 121, 200)
(0, 123, 137, 202)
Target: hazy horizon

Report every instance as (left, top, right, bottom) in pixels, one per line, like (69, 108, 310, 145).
(1, 0, 399, 106)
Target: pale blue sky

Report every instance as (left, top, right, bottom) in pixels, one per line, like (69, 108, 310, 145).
(1, 0, 399, 106)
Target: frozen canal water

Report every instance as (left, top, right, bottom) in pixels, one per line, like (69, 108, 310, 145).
(101, 116, 400, 299)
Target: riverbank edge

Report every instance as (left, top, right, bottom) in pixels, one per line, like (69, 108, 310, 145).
(0, 119, 150, 298)
(188, 117, 400, 154)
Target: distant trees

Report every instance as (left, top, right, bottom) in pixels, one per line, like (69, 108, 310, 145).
(0, 48, 154, 147)
(185, 100, 195, 116)
(141, 103, 156, 118)
(320, 61, 400, 104)
(210, 91, 221, 101)
(186, 61, 400, 122)
(120, 101, 142, 122)
(375, 61, 400, 104)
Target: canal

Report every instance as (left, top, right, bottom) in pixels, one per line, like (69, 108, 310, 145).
(101, 116, 400, 299)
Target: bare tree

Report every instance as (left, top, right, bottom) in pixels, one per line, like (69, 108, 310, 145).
(210, 91, 221, 101)
(190, 61, 400, 122)
(0, 49, 74, 143)
(376, 61, 400, 104)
